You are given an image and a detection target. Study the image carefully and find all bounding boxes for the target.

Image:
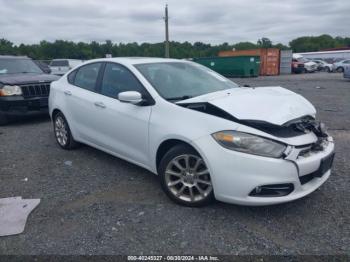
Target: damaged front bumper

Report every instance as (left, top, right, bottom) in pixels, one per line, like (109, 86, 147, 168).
(193, 133, 334, 206)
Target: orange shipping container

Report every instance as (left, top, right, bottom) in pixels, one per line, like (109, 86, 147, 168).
(218, 48, 280, 76)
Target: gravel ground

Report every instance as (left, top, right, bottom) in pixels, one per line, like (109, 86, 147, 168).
(0, 72, 349, 255)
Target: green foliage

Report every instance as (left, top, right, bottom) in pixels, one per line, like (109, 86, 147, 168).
(289, 34, 350, 52)
(257, 37, 272, 48)
(0, 35, 348, 60)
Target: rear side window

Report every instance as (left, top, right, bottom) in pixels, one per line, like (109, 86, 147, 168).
(67, 70, 77, 84)
(74, 63, 102, 91)
(100, 63, 144, 98)
(50, 60, 69, 67)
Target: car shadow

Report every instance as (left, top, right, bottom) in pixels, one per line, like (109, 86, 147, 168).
(4, 113, 51, 127)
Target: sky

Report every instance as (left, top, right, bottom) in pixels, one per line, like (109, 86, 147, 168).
(0, 0, 349, 45)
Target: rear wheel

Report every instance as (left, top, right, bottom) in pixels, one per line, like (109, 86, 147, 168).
(159, 145, 214, 207)
(53, 112, 78, 149)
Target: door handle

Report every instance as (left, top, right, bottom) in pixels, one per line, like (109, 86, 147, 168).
(94, 102, 106, 108)
(64, 90, 72, 96)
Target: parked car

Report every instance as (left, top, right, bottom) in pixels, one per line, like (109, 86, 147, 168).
(49, 58, 335, 207)
(0, 55, 59, 125)
(292, 54, 318, 73)
(312, 60, 334, 72)
(291, 59, 305, 74)
(333, 59, 350, 72)
(49, 59, 83, 76)
(344, 65, 350, 79)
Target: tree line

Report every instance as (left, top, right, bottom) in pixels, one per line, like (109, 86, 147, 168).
(0, 35, 349, 60)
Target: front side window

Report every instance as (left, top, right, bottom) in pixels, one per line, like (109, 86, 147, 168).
(74, 63, 102, 91)
(100, 63, 144, 98)
(135, 62, 238, 101)
(0, 58, 43, 74)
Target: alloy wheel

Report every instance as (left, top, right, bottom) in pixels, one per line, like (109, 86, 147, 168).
(54, 116, 68, 146)
(164, 154, 212, 203)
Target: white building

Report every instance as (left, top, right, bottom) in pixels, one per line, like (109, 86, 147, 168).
(295, 50, 350, 61)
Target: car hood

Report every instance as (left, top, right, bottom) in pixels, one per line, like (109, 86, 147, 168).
(305, 61, 316, 66)
(0, 73, 59, 85)
(177, 87, 316, 126)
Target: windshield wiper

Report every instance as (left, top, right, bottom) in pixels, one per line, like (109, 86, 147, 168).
(167, 95, 193, 101)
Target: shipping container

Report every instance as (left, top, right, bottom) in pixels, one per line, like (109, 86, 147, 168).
(280, 50, 293, 74)
(192, 56, 260, 77)
(218, 48, 280, 76)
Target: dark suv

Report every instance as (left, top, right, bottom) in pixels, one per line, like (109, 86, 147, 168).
(0, 56, 59, 125)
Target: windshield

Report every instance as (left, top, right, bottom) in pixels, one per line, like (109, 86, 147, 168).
(297, 57, 309, 63)
(0, 58, 43, 74)
(135, 62, 238, 101)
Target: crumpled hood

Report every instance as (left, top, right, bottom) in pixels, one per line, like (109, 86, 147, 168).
(177, 87, 316, 126)
(0, 73, 59, 85)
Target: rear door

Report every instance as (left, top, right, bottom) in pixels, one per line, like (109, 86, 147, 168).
(90, 62, 153, 166)
(65, 62, 104, 144)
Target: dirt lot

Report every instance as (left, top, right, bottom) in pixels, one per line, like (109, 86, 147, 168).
(0, 72, 349, 255)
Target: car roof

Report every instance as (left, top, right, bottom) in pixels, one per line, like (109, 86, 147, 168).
(81, 57, 185, 66)
(0, 55, 30, 59)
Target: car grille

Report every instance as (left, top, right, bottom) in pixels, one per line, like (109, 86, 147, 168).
(20, 83, 50, 98)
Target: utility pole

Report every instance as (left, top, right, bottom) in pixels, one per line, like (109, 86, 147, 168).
(164, 4, 170, 58)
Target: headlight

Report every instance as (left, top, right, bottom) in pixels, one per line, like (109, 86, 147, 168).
(212, 130, 287, 158)
(0, 85, 22, 96)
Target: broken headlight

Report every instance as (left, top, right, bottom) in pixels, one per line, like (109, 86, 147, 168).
(212, 130, 287, 158)
(0, 85, 22, 96)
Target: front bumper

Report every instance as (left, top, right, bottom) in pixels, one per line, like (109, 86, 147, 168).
(0, 96, 49, 115)
(292, 67, 304, 74)
(194, 135, 335, 206)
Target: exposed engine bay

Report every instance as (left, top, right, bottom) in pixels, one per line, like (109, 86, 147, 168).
(179, 102, 329, 145)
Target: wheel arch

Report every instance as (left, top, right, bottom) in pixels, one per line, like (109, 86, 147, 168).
(156, 138, 199, 172)
(51, 108, 62, 119)
(51, 108, 78, 141)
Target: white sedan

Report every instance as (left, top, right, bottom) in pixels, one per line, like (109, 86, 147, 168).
(49, 58, 335, 207)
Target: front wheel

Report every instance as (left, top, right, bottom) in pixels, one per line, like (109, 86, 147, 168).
(158, 145, 214, 207)
(337, 67, 344, 73)
(53, 112, 78, 149)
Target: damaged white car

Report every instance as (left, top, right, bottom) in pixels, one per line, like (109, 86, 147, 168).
(49, 58, 335, 207)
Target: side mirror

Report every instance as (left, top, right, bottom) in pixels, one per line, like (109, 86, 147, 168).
(118, 91, 143, 105)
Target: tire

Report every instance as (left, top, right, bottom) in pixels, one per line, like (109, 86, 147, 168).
(337, 67, 344, 73)
(327, 67, 331, 73)
(0, 113, 8, 126)
(158, 144, 214, 207)
(53, 112, 78, 149)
